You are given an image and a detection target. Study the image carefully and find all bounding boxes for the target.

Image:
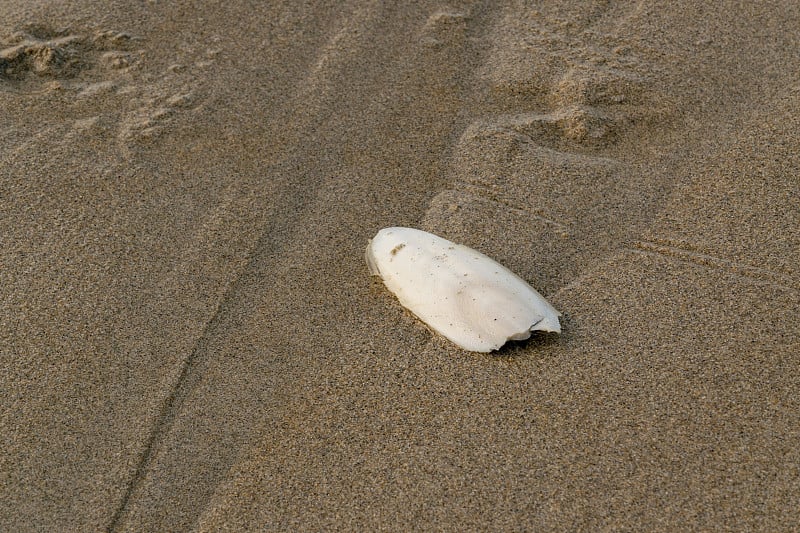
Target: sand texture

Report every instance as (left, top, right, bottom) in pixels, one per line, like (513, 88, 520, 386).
(2, 1, 799, 531)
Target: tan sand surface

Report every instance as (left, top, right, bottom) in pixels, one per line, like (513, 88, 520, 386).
(2, 1, 798, 531)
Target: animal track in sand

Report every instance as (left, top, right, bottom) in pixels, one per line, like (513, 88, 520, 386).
(0, 26, 141, 93)
(1, 24, 218, 151)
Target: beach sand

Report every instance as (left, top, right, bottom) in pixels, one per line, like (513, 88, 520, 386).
(2, 1, 798, 531)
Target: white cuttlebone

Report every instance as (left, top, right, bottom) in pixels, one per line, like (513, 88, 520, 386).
(366, 227, 561, 352)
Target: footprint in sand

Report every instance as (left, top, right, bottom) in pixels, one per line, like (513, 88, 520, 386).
(422, 4, 677, 290)
(423, 3, 671, 292)
(477, 4, 674, 152)
(418, 10, 469, 47)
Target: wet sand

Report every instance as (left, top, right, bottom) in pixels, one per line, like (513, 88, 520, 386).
(2, 1, 799, 531)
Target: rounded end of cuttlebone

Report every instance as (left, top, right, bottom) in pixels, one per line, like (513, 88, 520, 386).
(365, 239, 381, 276)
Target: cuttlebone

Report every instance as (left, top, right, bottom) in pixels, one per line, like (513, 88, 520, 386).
(366, 227, 561, 352)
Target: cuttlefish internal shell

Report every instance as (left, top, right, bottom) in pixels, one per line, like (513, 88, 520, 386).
(366, 227, 561, 352)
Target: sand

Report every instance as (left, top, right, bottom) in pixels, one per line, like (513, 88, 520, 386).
(1, 1, 798, 531)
